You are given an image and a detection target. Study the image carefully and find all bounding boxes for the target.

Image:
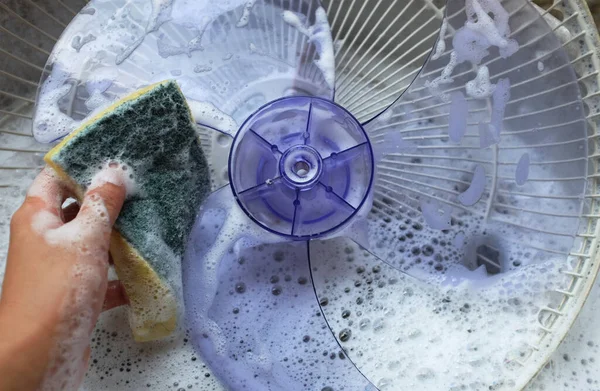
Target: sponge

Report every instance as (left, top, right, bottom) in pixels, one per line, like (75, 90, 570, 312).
(44, 80, 211, 342)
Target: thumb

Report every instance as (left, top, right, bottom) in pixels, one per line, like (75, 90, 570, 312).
(75, 168, 127, 235)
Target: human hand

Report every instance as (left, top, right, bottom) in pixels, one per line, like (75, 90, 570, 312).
(0, 167, 128, 390)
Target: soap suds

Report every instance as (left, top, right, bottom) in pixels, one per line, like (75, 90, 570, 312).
(310, 237, 570, 390)
(283, 7, 335, 90)
(431, 18, 448, 60)
(34, 66, 77, 143)
(464, 0, 518, 56)
(90, 162, 138, 197)
(187, 99, 239, 136)
(236, 0, 257, 28)
(427, 0, 518, 101)
(465, 66, 496, 99)
(193, 64, 212, 73)
(71, 34, 96, 52)
(425, 52, 457, 99)
(157, 32, 204, 58)
(453, 27, 492, 65)
(84, 91, 111, 111)
(183, 188, 278, 357)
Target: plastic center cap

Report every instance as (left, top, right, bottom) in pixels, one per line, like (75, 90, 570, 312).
(280, 145, 323, 189)
(229, 96, 374, 239)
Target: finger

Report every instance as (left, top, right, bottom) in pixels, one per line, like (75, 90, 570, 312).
(13, 168, 68, 231)
(76, 167, 127, 232)
(102, 280, 128, 312)
(26, 168, 67, 210)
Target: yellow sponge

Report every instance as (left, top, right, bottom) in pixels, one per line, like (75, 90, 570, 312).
(44, 80, 210, 341)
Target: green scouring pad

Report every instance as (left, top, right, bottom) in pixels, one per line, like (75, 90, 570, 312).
(44, 80, 211, 342)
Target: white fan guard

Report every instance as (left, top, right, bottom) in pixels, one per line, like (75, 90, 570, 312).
(0, 0, 599, 390)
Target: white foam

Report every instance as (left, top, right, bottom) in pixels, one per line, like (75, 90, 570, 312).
(26, 169, 62, 202)
(85, 91, 112, 111)
(31, 210, 63, 235)
(85, 67, 117, 95)
(148, 0, 174, 33)
(34, 68, 77, 143)
(236, 0, 257, 28)
(310, 237, 570, 390)
(465, 66, 496, 99)
(448, 91, 468, 143)
(425, 51, 457, 99)
(465, 0, 515, 50)
(283, 7, 335, 90)
(40, 232, 110, 390)
(458, 164, 486, 206)
(184, 190, 278, 357)
(90, 163, 138, 197)
(187, 99, 239, 136)
(282, 11, 308, 36)
(71, 34, 96, 52)
(193, 64, 212, 73)
(453, 27, 491, 65)
(430, 0, 519, 103)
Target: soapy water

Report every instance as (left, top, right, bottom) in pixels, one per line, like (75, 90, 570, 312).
(0, 168, 577, 391)
(310, 237, 569, 390)
(33, 0, 331, 144)
(184, 237, 376, 390)
(181, 180, 561, 389)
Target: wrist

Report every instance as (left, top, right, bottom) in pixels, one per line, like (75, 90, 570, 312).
(0, 303, 52, 390)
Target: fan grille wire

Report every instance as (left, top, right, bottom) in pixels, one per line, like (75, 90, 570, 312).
(0, 0, 598, 387)
(322, 0, 600, 383)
